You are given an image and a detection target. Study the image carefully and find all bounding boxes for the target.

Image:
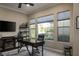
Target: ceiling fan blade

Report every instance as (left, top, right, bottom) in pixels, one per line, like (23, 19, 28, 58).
(18, 3, 22, 8)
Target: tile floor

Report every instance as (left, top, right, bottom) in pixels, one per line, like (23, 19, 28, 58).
(2, 47, 63, 56)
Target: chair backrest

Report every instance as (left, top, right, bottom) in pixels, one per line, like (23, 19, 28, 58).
(17, 31, 23, 41)
(37, 34, 44, 41)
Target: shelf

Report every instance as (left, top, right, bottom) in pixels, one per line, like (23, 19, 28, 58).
(19, 23, 30, 41)
(20, 31, 29, 33)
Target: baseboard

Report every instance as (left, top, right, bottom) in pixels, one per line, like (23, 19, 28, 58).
(44, 47, 64, 55)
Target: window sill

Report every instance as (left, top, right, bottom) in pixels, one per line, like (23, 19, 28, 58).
(45, 40, 55, 42)
(45, 40, 72, 45)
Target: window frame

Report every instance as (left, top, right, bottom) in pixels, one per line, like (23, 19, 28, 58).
(37, 14, 54, 40)
(57, 10, 71, 42)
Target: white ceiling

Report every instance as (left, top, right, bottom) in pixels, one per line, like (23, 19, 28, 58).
(0, 3, 59, 15)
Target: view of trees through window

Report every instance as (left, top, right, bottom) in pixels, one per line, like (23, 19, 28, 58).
(30, 25, 36, 38)
(29, 19, 36, 39)
(38, 22, 54, 40)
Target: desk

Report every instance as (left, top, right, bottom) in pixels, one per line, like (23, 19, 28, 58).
(17, 40, 45, 56)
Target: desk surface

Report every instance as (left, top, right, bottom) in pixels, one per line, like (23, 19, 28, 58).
(18, 39, 43, 43)
(18, 39, 44, 47)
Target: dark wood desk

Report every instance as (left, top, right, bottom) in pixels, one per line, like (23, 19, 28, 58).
(17, 40, 45, 56)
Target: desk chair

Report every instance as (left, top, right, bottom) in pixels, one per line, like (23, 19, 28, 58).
(37, 34, 45, 41)
(32, 34, 45, 55)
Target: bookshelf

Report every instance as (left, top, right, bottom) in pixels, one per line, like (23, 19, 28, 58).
(19, 23, 30, 41)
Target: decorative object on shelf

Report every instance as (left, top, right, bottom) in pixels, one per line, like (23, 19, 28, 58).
(76, 16, 79, 29)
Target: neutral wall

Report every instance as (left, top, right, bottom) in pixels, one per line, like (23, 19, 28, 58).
(73, 3, 79, 56)
(29, 4, 73, 51)
(0, 7, 28, 37)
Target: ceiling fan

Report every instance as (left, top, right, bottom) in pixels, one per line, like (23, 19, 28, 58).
(18, 3, 34, 8)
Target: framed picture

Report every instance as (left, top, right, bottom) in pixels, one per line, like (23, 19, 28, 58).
(76, 16, 79, 29)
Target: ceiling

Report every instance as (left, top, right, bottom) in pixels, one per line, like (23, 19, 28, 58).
(0, 3, 59, 15)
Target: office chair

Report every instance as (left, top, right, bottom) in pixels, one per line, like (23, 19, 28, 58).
(37, 34, 45, 41)
(32, 34, 45, 55)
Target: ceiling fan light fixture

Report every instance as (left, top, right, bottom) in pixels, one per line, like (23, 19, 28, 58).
(26, 4, 30, 7)
(25, 3, 34, 7)
(18, 3, 34, 8)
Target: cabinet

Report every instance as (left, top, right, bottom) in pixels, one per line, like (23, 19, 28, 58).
(0, 36, 16, 52)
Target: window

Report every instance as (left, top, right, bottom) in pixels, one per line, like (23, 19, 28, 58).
(30, 25, 36, 38)
(37, 15, 54, 40)
(57, 11, 70, 20)
(57, 11, 71, 42)
(58, 20, 70, 27)
(30, 19, 36, 39)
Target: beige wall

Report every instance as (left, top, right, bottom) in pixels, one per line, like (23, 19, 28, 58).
(73, 3, 79, 56)
(29, 4, 73, 51)
(0, 7, 28, 37)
